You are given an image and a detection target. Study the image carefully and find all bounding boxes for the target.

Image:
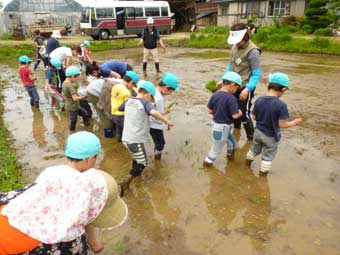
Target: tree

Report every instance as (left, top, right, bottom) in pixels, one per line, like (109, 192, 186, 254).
(328, 0, 340, 25)
(301, 0, 333, 32)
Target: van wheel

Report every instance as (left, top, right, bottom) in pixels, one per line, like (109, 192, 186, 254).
(99, 30, 110, 40)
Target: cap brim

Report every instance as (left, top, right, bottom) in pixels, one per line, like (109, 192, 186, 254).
(227, 29, 247, 45)
(91, 196, 128, 229)
(52, 35, 62, 39)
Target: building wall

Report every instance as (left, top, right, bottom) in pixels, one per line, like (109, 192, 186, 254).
(217, 0, 306, 27)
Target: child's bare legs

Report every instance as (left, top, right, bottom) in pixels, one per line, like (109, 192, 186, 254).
(85, 224, 104, 253)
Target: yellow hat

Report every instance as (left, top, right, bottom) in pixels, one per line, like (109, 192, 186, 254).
(91, 170, 128, 229)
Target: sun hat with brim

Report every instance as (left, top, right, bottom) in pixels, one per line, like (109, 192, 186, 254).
(269, 72, 290, 88)
(221, 71, 242, 86)
(125, 70, 139, 84)
(50, 57, 62, 70)
(91, 170, 128, 229)
(19, 55, 32, 63)
(65, 66, 81, 77)
(227, 29, 247, 45)
(65, 131, 101, 159)
(147, 17, 154, 24)
(83, 40, 90, 46)
(140, 81, 156, 97)
(162, 72, 179, 91)
(51, 30, 62, 39)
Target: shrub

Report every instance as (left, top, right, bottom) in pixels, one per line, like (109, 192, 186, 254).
(302, 0, 333, 32)
(190, 33, 196, 39)
(197, 26, 229, 34)
(301, 24, 314, 34)
(314, 28, 333, 36)
(268, 34, 293, 44)
(311, 37, 331, 48)
(281, 16, 298, 27)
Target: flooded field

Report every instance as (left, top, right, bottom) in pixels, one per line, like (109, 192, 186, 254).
(1, 47, 340, 255)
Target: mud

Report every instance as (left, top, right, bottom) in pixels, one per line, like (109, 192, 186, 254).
(1, 48, 340, 255)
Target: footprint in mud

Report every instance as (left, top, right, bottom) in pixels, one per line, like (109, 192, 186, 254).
(329, 172, 338, 183)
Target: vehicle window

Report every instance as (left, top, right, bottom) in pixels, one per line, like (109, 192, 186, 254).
(81, 8, 90, 23)
(96, 8, 114, 19)
(161, 7, 169, 17)
(145, 7, 160, 17)
(126, 7, 135, 18)
(135, 7, 144, 17)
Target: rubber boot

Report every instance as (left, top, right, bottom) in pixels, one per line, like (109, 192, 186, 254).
(243, 119, 254, 141)
(233, 118, 241, 129)
(104, 128, 113, 138)
(143, 62, 147, 72)
(119, 174, 134, 197)
(155, 62, 160, 73)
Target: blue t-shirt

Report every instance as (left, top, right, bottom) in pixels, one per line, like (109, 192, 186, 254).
(207, 91, 239, 125)
(99, 61, 128, 78)
(45, 38, 60, 55)
(253, 96, 289, 141)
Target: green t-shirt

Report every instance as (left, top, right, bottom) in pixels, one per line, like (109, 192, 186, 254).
(62, 81, 79, 111)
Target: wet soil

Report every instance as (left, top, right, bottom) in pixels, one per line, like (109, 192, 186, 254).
(1, 48, 340, 255)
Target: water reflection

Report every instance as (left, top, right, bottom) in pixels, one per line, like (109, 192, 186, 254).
(32, 108, 47, 146)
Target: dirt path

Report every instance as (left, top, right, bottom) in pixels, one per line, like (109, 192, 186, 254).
(1, 48, 340, 255)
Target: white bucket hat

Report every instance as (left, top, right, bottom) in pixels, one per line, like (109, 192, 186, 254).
(147, 17, 154, 24)
(51, 30, 62, 39)
(227, 29, 247, 45)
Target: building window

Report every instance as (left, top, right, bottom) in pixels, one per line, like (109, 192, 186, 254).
(268, 1, 288, 17)
(220, 4, 229, 16)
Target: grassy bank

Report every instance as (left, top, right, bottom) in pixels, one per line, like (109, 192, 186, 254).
(0, 39, 140, 61)
(166, 26, 340, 55)
(0, 80, 23, 191)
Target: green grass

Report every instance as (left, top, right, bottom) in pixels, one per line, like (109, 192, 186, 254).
(0, 44, 35, 61)
(0, 80, 23, 191)
(89, 39, 139, 51)
(0, 32, 14, 40)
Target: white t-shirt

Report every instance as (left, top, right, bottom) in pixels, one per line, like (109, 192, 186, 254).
(150, 89, 165, 130)
(86, 79, 105, 98)
(49, 46, 72, 62)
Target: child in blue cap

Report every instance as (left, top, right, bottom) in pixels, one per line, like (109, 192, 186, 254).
(150, 72, 179, 160)
(118, 81, 173, 196)
(246, 72, 303, 175)
(62, 66, 90, 131)
(204, 72, 243, 166)
(18, 56, 40, 108)
(111, 71, 139, 142)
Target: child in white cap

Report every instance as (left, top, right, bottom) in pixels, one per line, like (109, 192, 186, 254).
(246, 72, 303, 175)
(0, 131, 128, 254)
(204, 72, 243, 166)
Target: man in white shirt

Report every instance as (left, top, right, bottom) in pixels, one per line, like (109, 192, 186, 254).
(49, 46, 82, 68)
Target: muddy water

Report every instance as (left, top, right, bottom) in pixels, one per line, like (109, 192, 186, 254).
(1, 48, 340, 255)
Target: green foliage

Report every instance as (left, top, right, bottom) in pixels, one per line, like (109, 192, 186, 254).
(0, 32, 14, 40)
(310, 37, 331, 48)
(281, 16, 299, 27)
(0, 44, 34, 61)
(205, 80, 217, 92)
(0, 82, 23, 191)
(314, 28, 333, 36)
(301, 24, 314, 34)
(302, 0, 333, 32)
(89, 39, 139, 51)
(197, 25, 229, 34)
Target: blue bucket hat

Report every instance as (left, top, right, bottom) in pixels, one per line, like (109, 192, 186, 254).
(162, 73, 179, 91)
(83, 40, 90, 46)
(50, 57, 62, 70)
(221, 71, 242, 86)
(269, 72, 290, 88)
(65, 66, 81, 77)
(19, 55, 32, 63)
(125, 71, 139, 85)
(140, 81, 156, 97)
(65, 131, 101, 159)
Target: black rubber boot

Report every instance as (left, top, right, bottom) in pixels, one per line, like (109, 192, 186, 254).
(143, 62, 147, 72)
(155, 62, 160, 72)
(233, 118, 241, 129)
(243, 119, 254, 141)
